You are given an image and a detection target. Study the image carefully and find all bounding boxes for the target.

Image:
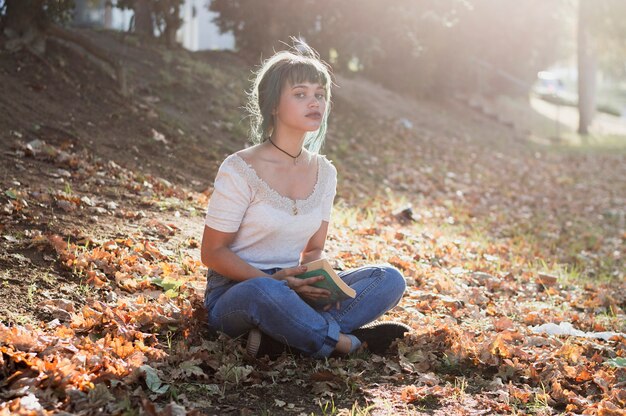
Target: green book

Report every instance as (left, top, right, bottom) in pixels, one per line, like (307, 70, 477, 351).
(295, 259, 356, 306)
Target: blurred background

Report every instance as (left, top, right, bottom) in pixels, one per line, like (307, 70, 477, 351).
(3, 0, 624, 142)
(2, 4, 626, 415)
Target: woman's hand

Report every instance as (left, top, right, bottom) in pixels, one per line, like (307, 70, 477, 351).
(273, 266, 331, 302)
(322, 301, 341, 312)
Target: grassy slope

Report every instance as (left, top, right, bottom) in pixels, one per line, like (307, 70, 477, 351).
(0, 29, 624, 415)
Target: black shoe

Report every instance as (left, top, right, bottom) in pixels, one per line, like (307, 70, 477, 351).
(246, 328, 302, 359)
(351, 321, 411, 355)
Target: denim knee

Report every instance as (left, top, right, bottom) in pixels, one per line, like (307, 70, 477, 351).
(242, 276, 286, 292)
(235, 277, 289, 301)
(231, 276, 287, 306)
(381, 266, 407, 300)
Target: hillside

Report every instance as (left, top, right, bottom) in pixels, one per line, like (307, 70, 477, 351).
(0, 29, 624, 415)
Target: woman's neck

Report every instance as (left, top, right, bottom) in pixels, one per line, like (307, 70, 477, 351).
(269, 126, 306, 159)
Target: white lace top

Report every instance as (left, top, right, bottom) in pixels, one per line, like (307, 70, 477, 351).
(204, 153, 337, 269)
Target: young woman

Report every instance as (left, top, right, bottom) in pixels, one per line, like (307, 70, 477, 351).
(201, 40, 408, 359)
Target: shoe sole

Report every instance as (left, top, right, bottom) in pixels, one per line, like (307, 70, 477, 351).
(246, 328, 262, 357)
(357, 320, 412, 331)
(352, 321, 411, 354)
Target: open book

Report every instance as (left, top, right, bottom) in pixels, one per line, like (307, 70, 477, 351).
(295, 259, 356, 306)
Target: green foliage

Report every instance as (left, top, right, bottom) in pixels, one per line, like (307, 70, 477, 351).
(140, 365, 170, 394)
(0, 0, 76, 27)
(150, 276, 183, 298)
(42, 0, 76, 23)
(605, 357, 626, 368)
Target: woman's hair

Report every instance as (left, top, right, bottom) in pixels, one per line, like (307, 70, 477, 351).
(246, 39, 332, 153)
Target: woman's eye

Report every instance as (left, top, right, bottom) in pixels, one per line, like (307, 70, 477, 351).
(316, 94, 326, 100)
(295, 93, 306, 98)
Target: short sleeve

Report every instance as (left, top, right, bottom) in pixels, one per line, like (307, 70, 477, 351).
(204, 157, 251, 232)
(321, 160, 337, 222)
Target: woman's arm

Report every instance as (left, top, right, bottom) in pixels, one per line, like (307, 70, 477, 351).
(300, 221, 340, 310)
(299, 221, 329, 265)
(201, 225, 329, 302)
(201, 225, 268, 281)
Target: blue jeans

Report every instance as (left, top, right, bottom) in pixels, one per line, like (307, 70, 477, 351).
(204, 265, 406, 358)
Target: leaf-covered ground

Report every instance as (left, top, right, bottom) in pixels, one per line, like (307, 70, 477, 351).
(1, 30, 625, 415)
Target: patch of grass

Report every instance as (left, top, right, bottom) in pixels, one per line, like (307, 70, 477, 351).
(156, 109, 193, 135)
(594, 309, 626, 333)
(6, 310, 36, 326)
(531, 132, 626, 154)
(161, 49, 176, 65)
(317, 397, 338, 416)
(154, 196, 188, 211)
(532, 259, 582, 282)
(158, 68, 177, 87)
(77, 280, 96, 298)
(438, 353, 472, 377)
(27, 283, 37, 306)
(258, 406, 273, 416)
(41, 272, 56, 286)
(524, 383, 552, 415)
(342, 401, 376, 416)
(328, 134, 353, 160)
(122, 35, 142, 48)
(178, 381, 224, 399)
(332, 202, 378, 230)
(224, 111, 249, 139)
(411, 394, 441, 412)
(184, 58, 232, 87)
(452, 376, 468, 400)
(118, 396, 140, 416)
(531, 256, 619, 286)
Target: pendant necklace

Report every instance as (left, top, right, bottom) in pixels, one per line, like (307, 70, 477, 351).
(268, 138, 303, 165)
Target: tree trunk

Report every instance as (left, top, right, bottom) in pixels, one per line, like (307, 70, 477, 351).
(577, 0, 597, 135)
(2, 0, 47, 53)
(72, 0, 90, 27)
(104, 1, 114, 29)
(133, 0, 153, 36)
(163, 24, 177, 48)
(163, 9, 182, 48)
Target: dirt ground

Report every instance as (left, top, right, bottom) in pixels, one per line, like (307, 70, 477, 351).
(1, 28, 625, 415)
(0, 28, 510, 327)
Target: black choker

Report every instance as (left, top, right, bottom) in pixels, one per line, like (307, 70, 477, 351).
(268, 138, 303, 165)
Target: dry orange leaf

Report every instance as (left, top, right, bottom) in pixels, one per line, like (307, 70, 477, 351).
(494, 316, 514, 332)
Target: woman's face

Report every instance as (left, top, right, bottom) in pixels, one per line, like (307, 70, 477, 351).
(273, 81, 326, 135)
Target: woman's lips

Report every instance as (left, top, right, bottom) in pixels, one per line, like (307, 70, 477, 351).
(306, 112, 322, 119)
